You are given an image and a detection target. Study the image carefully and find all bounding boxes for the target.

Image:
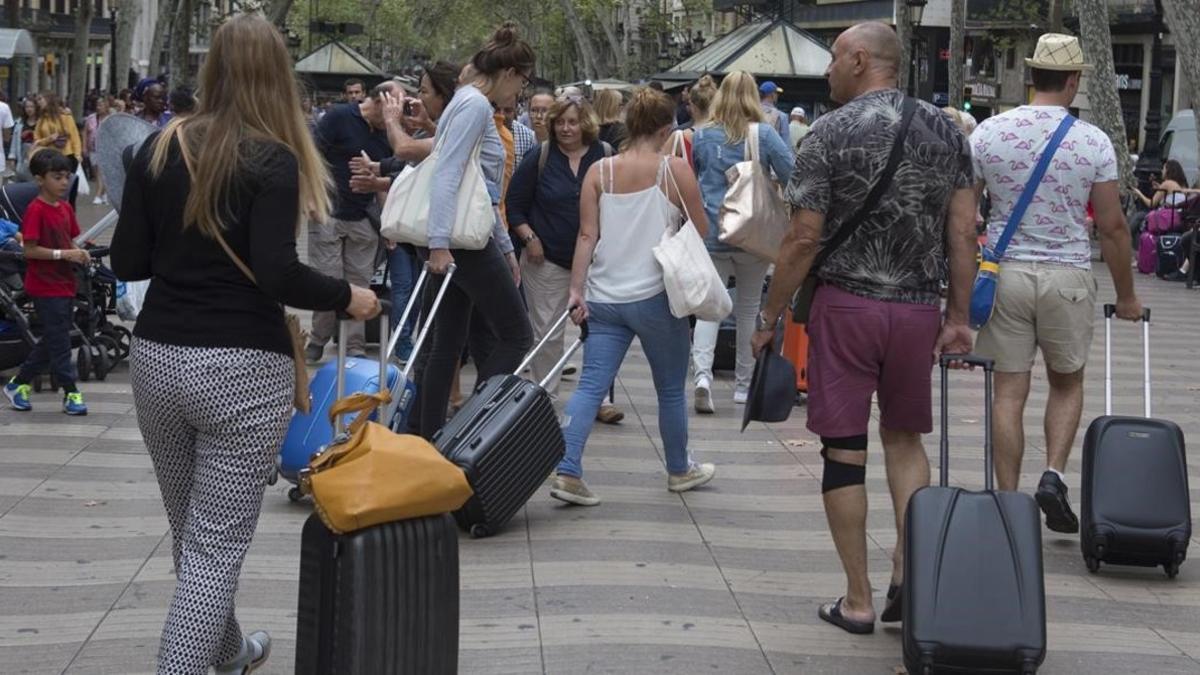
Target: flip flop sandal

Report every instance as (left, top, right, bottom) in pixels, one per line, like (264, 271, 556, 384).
(818, 597, 875, 635)
(880, 583, 902, 623)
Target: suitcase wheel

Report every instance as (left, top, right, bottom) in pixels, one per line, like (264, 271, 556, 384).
(266, 469, 278, 486)
(1164, 561, 1180, 579)
(1085, 556, 1100, 574)
(287, 486, 305, 503)
(470, 524, 491, 539)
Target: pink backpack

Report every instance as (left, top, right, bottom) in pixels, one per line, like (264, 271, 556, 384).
(1137, 230, 1159, 274)
(1146, 207, 1181, 235)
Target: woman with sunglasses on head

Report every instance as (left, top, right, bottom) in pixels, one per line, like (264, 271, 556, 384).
(506, 95, 619, 413)
(403, 23, 534, 438)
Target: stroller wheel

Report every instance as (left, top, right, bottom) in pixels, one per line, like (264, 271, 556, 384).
(32, 375, 43, 393)
(95, 335, 121, 369)
(94, 346, 110, 381)
(105, 325, 132, 359)
(77, 347, 92, 382)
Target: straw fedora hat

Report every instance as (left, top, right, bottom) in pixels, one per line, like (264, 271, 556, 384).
(1026, 33, 1093, 71)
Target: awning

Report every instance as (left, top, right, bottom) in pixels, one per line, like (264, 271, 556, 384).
(665, 19, 831, 79)
(0, 28, 35, 60)
(294, 40, 384, 76)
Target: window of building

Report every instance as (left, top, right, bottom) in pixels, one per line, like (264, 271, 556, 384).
(1006, 48, 1015, 70)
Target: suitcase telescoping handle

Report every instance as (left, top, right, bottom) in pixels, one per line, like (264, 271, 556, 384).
(1103, 304, 1152, 418)
(513, 307, 590, 389)
(939, 354, 995, 491)
(334, 299, 393, 434)
(383, 261, 457, 380)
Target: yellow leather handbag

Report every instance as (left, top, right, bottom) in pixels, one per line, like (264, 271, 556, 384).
(299, 392, 473, 535)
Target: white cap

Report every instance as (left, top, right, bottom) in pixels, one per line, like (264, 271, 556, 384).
(791, 107, 806, 117)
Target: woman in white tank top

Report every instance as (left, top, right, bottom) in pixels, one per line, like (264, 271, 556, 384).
(548, 88, 717, 506)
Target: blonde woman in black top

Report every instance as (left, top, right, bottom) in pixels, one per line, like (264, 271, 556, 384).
(111, 14, 379, 675)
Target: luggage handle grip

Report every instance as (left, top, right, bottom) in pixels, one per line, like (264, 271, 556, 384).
(939, 354, 994, 491)
(1103, 303, 1152, 418)
(335, 299, 392, 433)
(514, 306, 589, 377)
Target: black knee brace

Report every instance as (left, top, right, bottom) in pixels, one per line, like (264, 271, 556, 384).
(820, 435, 868, 493)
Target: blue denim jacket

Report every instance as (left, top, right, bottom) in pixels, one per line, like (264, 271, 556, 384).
(692, 123, 794, 253)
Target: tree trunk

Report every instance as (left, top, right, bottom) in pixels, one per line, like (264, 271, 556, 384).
(168, 0, 192, 87)
(1076, 0, 1135, 191)
(148, 0, 178, 77)
(266, 0, 295, 27)
(1047, 0, 1065, 33)
(1162, 0, 1200, 115)
(68, 0, 95, 122)
(895, 0, 911, 92)
(949, 0, 965, 108)
(113, 0, 141, 91)
(593, 4, 628, 79)
(557, 0, 602, 79)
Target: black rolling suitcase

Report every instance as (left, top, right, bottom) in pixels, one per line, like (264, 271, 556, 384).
(1081, 305, 1189, 577)
(903, 355, 1046, 675)
(295, 513, 459, 675)
(433, 310, 587, 537)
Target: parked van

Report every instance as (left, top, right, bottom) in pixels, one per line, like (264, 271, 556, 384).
(1162, 110, 1197, 184)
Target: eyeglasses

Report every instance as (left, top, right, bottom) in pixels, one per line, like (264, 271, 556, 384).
(557, 94, 585, 106)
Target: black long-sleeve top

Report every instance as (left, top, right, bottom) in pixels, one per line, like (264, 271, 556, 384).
(111, 135, 351, 357)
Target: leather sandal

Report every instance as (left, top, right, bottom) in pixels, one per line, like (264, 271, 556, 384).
(818, 597, 875, 635)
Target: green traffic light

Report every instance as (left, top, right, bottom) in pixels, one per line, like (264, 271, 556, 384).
(963, 101, 972, 111)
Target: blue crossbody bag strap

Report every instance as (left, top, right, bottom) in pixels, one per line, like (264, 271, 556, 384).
(990, 115, 1076, 260)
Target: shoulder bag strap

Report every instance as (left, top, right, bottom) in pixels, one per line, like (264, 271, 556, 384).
(812, 96, 918, 270)
(990, 114, 1076, 260)
(745, 123, 760, 163)
(662, 157, 694, 226)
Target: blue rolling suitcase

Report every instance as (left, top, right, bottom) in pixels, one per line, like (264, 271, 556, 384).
(1081, 305, 1190, 577)
(277, 264, 455, 500)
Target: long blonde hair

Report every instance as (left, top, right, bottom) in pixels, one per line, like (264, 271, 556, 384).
(592, 89, 623, 125)
(709, 71, 765, 145)
(149, 13, 331, 237)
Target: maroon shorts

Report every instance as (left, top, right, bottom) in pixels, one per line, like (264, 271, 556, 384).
(806, 285, 942, 439)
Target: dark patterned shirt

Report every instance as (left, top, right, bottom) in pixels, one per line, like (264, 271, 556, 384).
(785, 89, 973, 305)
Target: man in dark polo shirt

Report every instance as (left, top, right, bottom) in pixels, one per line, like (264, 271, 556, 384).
(306, 80, 398, 362)
(752, 22, 978, 635)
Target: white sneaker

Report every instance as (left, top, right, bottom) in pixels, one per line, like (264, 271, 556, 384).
(733, 389, 749, 405)
(668, 462, 716, 493)
(694, 378, 715, 414)
(214, 631, 271, 674)
(92, 195, 103, 205)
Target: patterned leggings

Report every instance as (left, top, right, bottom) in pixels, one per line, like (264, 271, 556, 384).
(130, 338, 293, 675)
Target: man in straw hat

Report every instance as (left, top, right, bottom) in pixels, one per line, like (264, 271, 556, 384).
(969, 33, 1142, 533)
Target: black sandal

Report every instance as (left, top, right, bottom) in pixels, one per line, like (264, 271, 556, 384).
(880, 583, 902, 623)
(818, 597, 875, 635)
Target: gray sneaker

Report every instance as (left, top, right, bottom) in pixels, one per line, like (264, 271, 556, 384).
(214, 631, 271, 674)
(304, 343, 324, 364)
(549, 475, 601, 506)
(668, 462, 716, 493)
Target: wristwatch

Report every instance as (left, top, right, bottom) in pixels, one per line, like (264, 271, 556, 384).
(755, 310, 780, 332)
(522, 232, 538, 244)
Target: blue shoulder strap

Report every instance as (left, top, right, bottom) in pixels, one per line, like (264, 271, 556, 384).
(990, 115, 1076, 260)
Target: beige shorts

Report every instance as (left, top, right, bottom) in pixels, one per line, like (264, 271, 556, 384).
(975, 262, 1098, 374)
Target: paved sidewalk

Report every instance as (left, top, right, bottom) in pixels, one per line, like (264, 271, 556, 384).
(2, 237, 1200, 672)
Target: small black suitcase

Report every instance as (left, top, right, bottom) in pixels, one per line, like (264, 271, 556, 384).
(903, 355, 1046, 675)
(434, 310, 586, 537)
(1081, 305, 1190, 577)
(295, 513, 459, 675)
(1155, 234, 1185, 278)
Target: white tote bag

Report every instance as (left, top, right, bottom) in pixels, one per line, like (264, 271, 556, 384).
(653, 159, 733, 322)
(379, 131, 494, 250)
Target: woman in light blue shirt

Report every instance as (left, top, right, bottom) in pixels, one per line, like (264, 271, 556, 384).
(691, 71, 793, 413)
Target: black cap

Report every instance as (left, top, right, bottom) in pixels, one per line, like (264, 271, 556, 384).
(741, 349, 796, 432)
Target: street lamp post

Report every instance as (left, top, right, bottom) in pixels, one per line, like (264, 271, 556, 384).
(907, 0, 927, 98)
(1134, 0, 1164, 192)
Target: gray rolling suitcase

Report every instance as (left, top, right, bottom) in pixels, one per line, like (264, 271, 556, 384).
(903, 355, 1046, 675)
(1081, 305, 1189, 577)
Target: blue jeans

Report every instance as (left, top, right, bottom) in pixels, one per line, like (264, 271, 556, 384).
(388, 245, 420, 349)
(18, 296, 76, 388)
(558, 292, 692, 478)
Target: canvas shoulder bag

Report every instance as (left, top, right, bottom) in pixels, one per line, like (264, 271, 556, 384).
(718, 122, 790, 262)
(969, 114, 1075, 329)
(379, 125, 494, 250)
(652, 157, 733, 321)
(792, 96, 918, 323)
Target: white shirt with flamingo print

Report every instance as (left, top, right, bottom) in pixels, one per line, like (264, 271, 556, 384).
(970, 105, 1118, 268)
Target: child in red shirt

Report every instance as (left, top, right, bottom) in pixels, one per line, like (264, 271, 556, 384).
(3, 148, 90, 415)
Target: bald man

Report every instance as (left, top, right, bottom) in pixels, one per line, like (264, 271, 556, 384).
(752, 21, 979, 635)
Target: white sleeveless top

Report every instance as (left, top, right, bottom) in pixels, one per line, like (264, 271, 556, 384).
(587, 157, 681, 304)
